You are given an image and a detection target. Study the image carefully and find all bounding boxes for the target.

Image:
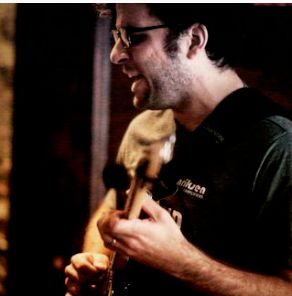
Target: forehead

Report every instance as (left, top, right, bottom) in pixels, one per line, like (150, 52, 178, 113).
(115, 4, 161, 28)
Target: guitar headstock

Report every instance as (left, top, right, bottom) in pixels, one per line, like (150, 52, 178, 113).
(139, 133, 176, 181)
(125, 133, 176, 219)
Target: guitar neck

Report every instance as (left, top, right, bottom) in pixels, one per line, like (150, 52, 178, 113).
(125, 176, 152, 220)
(103, 134, 176, 296)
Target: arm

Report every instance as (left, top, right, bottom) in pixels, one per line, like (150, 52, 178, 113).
(98, 197, 292, 296)
(64, 118, 136, 296)
(82, 188, 117, 254)
(64, 190, 116, 296)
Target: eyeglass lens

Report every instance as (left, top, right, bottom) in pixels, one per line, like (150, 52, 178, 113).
(112, 29, 130, 48)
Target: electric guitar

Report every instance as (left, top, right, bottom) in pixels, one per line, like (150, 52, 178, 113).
(102, 134, 176, 296)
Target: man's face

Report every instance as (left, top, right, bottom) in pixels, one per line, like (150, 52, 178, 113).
(110, 4, 192, 110)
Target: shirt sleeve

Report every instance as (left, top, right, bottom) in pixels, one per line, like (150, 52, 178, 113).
(252, 124, 292, 269)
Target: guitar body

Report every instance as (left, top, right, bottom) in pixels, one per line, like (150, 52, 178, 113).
(105, 259, 193, 296)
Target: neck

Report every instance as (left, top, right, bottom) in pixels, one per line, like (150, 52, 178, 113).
(173, 68, 244, 131)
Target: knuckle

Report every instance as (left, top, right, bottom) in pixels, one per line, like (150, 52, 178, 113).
(64, 264, 74, 277)
(66, 281, 80, 295)
(64, 264, 70, 275)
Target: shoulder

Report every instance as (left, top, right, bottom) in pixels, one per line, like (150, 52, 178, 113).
(253, 115, 292, 146)
(251, 116, 292, 200)
(265, 115, 292, 133)
(248, 115, 292, 180)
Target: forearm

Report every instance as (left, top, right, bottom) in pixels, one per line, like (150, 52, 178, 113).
(173, 241, 292, 296)
(82, 218, 108, 254)
(83, 189, 117, 254)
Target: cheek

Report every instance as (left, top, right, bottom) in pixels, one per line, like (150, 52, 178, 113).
(132, 45, 164, 68)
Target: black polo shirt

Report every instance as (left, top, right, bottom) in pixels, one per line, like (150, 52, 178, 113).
(159, 87, 292, 273)
(113, 87, 292, 295)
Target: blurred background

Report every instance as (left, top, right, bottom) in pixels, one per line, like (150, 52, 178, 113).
(0, 3, 291, 296)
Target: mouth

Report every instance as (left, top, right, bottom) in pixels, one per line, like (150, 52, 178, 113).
(129, 74, 143, 81)
(122, 67, 141, 80)
(130, 75, 144, 92)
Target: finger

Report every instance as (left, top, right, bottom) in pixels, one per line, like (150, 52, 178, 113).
(65, 271, 103, 294)
(65, 278, 81, 295)
(71, 253, 101, 273)
(97, 211, 127, 244)
(98, 210, 125, 230)
(88, 253, 109, 270)
(104, 237, 124, 251)
(66, 253, 109, 284)
(141, 197, 165, 221)
(64, 264, 79, 281)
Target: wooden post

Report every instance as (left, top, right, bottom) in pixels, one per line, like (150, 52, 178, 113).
(90, 16, 112, 214)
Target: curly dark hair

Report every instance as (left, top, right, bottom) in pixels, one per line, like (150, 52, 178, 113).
(96, 3, 251, 68)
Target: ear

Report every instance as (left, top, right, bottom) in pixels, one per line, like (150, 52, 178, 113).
(187, 24, 208, 59)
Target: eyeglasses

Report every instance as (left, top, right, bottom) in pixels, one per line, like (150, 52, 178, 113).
(112, 25, 169, 49)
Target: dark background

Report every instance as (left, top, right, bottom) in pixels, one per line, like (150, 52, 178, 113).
(7, 4, 292, 296)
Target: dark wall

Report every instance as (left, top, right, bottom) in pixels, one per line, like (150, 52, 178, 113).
(108, 65, 140, 162)
(238, 5, 292, 111)
(8, 4, 96, 296)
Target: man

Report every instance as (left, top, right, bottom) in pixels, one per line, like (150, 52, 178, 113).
(65, 4, 292, 295)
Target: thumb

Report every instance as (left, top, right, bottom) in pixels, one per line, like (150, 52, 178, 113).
(141, 197, 165, 221)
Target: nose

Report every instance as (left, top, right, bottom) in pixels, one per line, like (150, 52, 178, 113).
(110, 40, 130, 65)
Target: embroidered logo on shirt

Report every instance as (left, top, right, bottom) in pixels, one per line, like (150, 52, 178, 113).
(177, 178, 207, 199)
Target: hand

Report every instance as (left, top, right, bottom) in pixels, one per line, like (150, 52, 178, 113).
(97, 198, 190, 275)
(64, 252, 109, 296)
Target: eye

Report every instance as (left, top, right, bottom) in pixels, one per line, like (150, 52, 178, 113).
(129, 34, 147, 46)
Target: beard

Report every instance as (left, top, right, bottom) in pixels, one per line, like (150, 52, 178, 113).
(132, 55, 192, 111)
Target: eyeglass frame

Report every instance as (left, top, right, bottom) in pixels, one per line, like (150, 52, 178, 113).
(112, 24, 169, 49)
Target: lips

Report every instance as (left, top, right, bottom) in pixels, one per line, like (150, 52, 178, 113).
(131, 75, 144, 93)
(130, 74, 143, 82)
